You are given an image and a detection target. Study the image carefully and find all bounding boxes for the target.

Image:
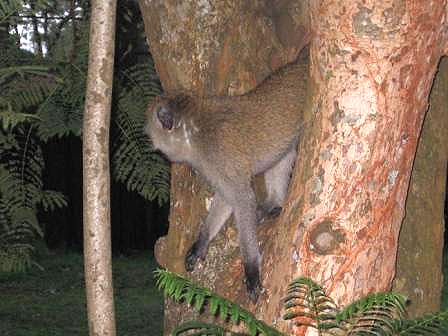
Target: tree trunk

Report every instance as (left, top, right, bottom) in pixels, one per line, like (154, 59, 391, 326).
(392, 56, 448, 315)
(82, 1, 117, 335)
(139, 1, 448, 335)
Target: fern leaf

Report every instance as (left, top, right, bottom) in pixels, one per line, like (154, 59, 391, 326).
(38, 190, 68, 212)
(172, 321, 250, 336)
(283, 276, 338, 332)
(112, 60, 169, 204)
(338, 292, 407, 322)
(0, 0, 21, 22)
(154, 268, 284, 336)
(393, 310, 448, 335)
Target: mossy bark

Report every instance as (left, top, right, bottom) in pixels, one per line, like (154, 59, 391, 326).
(393, 58, 448, 315)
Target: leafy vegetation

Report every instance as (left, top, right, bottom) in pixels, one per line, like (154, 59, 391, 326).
(0, 0, 169, 271)
(155, 269, 448, 336)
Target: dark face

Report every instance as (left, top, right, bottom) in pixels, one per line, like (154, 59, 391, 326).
(144, 96, 194, 163)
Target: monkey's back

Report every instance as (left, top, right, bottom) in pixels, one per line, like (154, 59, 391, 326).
(189, 61, 309, 178)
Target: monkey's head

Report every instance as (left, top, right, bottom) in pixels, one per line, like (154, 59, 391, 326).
(145, 94, 195, 163)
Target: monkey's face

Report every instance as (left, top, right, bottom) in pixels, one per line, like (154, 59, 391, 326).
(144, 96, 194, 163)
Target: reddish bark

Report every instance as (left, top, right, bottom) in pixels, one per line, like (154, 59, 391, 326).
(280, 0, 448, 314)
(139, 0, 448, 335)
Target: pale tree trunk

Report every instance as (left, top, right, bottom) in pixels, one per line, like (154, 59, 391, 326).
(139, 0, 448, 335)
(82, 1, 117, 335)
(392, 57, 448, 315)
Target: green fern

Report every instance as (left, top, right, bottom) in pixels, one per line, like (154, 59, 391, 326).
(0, 0, 22, 22)
(0, 127, 66, 272)
(338, 292, 407, 335)
(155, 268, 284, 336)
(172, 321, 250, 336)
(0, 0, 53, 23)
(283, 276, 339, 331)
(156, 269, 448, 336)
(112, 61, 170, 205)
(392, 311, 448, 335)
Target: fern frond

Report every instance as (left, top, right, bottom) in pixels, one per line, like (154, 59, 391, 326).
(38, 190, 68, 212)
(338, 292, 407, 322)
(283, 276, 339, 332)
(172, 321, 250, 336)
(0, 110, 41, 131)
(0, 0, 22, 22)
(112, 60, 169, 204)
(0, 241, 34, 272)
(338, 292, 407, 335)
(392, 310, 448, 335)
(0, 126, 51, 272)
(0, 65, 53, 84)
(154, 269, 284, 336)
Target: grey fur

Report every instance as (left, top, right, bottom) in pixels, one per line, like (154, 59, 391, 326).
(145, 57, 308, 302)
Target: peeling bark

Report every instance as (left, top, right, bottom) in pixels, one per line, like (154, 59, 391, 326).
(83, 1, 117, 335)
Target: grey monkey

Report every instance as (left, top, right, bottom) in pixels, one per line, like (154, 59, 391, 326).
(145, 56, 308, 302)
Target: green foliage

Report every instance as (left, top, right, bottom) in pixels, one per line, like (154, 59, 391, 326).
(155, 269, 448, 336)
(155, 269, 283, 336)
(172, 321, 250, 336)
(113, 61, 169, 205)
(283, 276, 338, 330)
(0, 128, 67, 272)
(0, 0, 169, 271)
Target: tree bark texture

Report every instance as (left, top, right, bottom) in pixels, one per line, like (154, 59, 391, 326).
(139, 0, 310, 333)
(139, 0, 448, 335)
(82, 1, 117, 335)
(285, 0, 447, 322)
(392, 57, 448, 315)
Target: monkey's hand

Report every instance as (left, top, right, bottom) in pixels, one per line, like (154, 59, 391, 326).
(244, 263, 262, 303)
(256, 204, 282, 224)
(185, 241, 205, 272)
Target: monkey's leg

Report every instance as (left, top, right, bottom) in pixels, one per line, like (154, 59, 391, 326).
(185, 193, 232, 272)
(230, 186, 262, 302)
(258, 148, 296, 222)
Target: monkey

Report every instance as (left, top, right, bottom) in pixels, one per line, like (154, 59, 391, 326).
(144, 54, 308, 302)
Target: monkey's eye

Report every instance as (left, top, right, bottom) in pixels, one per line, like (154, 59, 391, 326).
(156, 106, 174, 130)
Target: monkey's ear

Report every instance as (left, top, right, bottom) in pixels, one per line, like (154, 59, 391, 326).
(156, 106, 174, 130)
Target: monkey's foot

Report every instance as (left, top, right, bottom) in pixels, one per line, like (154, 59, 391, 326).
(185, 242, 205, 272)
(244, 264, 262, 303)
(256, 205, 282, 224)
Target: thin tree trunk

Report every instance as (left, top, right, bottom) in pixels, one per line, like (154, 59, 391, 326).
(29, 1, 43, 57)
(82, 1, 117, 335)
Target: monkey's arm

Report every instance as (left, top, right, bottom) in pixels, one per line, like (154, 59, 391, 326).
(185, 193, 233, 271)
